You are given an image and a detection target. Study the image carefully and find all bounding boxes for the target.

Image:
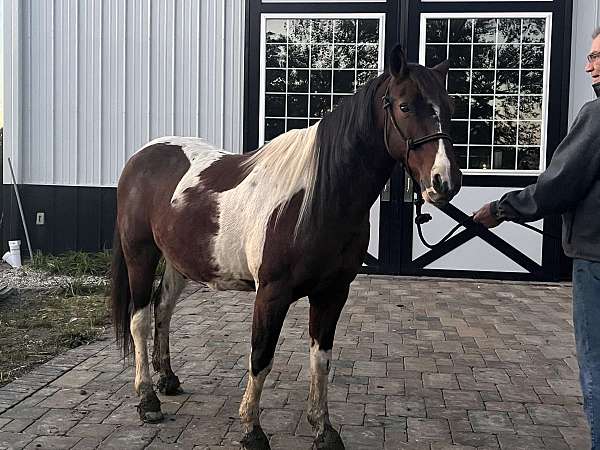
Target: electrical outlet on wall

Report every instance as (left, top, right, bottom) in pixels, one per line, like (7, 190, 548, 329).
(36, 212, 45, 225)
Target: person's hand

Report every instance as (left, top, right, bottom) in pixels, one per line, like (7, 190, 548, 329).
(473, 203, 501, 228)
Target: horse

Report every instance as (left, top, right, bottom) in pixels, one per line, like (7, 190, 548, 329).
(110, 45, 461, 450)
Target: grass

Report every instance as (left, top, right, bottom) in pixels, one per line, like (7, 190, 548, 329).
(0, 251, 114, 387)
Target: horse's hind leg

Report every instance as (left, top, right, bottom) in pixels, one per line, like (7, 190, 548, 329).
(125, 243, 163, 423)
(307, 284, 349, 450)
(152, 260, 186, 395)
(240, 282, 293, 450)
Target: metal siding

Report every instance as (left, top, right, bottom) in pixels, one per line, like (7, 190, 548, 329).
(569, 0, 600, 125)
(3, 0, 245, 186)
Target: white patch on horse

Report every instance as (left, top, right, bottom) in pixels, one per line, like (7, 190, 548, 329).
(430, 104, 452, 189)
(212, 124, 320, 282)
(239, 351, 273, 433)
(131, 305, 152, 393)
(140, 136, 229, 207)
(307, 340, 332, 433)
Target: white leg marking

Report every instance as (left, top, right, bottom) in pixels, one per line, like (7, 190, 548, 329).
(131, 305, 152, 394)
(239, 351, 273, 433)
(307, 340, 332, 433)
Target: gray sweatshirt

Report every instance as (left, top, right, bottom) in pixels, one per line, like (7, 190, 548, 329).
(490, 97, 600, 262)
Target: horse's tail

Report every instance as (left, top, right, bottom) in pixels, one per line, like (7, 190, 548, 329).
(111, 221, 132, 357)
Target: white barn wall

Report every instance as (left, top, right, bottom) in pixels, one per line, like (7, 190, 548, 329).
(3, 0, 245, 187)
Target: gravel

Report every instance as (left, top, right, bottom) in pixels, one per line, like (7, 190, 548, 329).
(0, 262, 108, 292)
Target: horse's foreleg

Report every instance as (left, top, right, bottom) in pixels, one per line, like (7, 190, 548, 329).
(307, 285, 349, 450)
(152, 261, 186, 395)
(240, 282, 292, 450)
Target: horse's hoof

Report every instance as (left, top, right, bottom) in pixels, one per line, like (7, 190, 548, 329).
(312, 424, 345, 450)
(157, 374, 183, 395)
(137, 386, 163, 423)
(241, 425, 271, 450)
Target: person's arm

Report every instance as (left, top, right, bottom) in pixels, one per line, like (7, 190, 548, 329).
(474, 100, 600, 226)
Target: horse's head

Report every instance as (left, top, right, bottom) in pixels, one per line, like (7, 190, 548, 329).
(382, 45, 462, 205)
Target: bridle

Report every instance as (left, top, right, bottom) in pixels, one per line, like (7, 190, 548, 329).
(381, 80, 453, 176)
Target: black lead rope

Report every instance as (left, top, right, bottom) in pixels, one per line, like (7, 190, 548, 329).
(413, 194, 560, 250)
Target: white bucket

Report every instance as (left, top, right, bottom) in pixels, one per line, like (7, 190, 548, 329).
(2, 240, 22, 268)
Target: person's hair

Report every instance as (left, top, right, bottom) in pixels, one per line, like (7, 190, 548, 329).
(594, 27, 600, 39)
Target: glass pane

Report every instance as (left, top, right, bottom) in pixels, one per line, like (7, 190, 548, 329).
(454, 146, 467, 169)
(519, 96, 542, 120)
(311, 19, 333, 43)
(518, 121, 542, 145)
(289, 44, 309, 68)
(309, 119, 320, 126)
(469, 146, 492, 169)
(333, 70, 355, 93)
(265, 119, 285, 140)
(498, 18, 521, 44)
(497, 44, 520, 69)
(495, 96, 518, 120)
(522, 45, 544, 69)
(447, 70, 470, 94)
(494, 121, 518, 145)
(517, 147, 540, 170)
(266, 69, 286, 92)
(289, 19, 310, 43)
(310, 95, 331, 118)
(450, 120, 468, 145)
(287, 118, 308, 131)
(451, 95, 469, 119)
(472, 45, 495, 69)
(287, 94, 308, 117)
(472, 70, 494, 94)
(334, 45, 355, 69)
(266, 19, 287, 43)
(357, 70, 377, 87)
(427, 19, 449, 43)
(448, 45, 471, 68)
(266, 44, 287, 68)
(497, 71, 519, 94)
(333, 95, 350, 109)
(474, 19, 496, 43)
(470, 96, 493, 120)
(358, 19, 379, 43)
(493, 147, 516, 170)
(265, 94, 285, 117)
(334, 19, 356, 43)
(310, 70, 332, 93)
(426, 45, 448, 67)
(450, 19, 473, 43)
(311, 44, 333, 69)
(522, 18, 545, 43)
(470, 121, 492, 144)
(288, 69, 309, 93)
(357, 44, 378, 69)
(521, 70, 543, 94)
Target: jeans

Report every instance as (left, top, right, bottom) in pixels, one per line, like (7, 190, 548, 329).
(573, 258, 600, 449)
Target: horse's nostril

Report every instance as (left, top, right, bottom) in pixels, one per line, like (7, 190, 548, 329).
(432, 174, 449, 194)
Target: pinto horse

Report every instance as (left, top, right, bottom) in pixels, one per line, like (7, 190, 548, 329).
(111, 45, 461, 450)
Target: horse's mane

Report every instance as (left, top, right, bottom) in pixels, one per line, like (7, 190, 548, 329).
(243, 73, 388, 236)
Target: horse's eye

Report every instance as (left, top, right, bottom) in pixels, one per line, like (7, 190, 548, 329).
(399, 103, 411, 113)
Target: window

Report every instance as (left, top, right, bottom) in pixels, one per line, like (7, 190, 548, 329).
(420, 13, 552, 174)
(260, 14, 385, 144)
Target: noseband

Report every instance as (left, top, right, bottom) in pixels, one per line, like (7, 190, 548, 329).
(381, 81, 453, 175)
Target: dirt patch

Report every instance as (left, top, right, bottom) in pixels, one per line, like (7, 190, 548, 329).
(0, 276, 111, 387)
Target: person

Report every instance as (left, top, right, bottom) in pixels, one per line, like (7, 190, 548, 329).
(473, 28, 600, 448)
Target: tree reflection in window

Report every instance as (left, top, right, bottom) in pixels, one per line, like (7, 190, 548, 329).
(424, 16, 549, 171)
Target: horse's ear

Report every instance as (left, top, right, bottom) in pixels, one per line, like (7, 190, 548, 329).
(389, 44, 408, 79)
(432, 60, 450, 79)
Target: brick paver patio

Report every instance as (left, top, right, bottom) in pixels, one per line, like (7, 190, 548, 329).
(0, 275, 591, 449)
